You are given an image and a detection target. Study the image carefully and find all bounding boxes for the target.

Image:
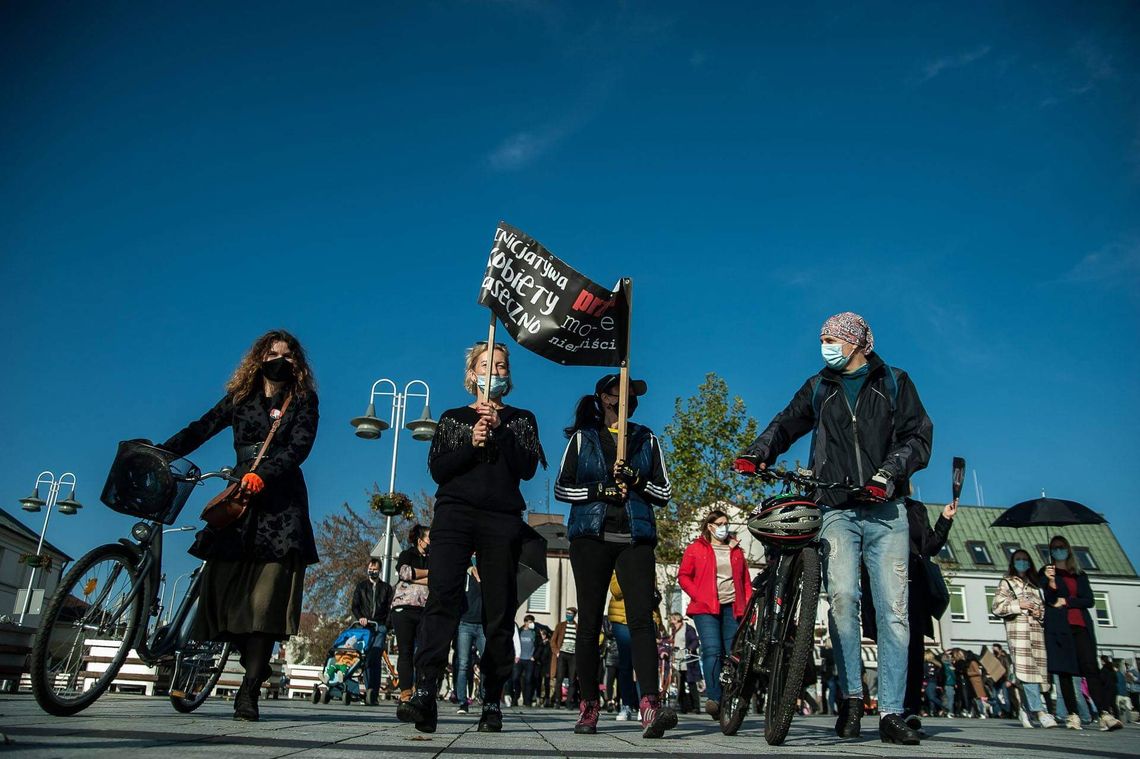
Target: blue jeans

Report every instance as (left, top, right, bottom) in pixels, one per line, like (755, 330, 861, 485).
(363, 624, 388, 692)
(692, 605, 739, 702)
(611, 622, 638, 709)
(820, 499, 910, 715)
(925, 681, 944, 712)
(1021, 682, 1044, 713)
(455, 621, 486, 705)
(1053, 675, 1091, 721)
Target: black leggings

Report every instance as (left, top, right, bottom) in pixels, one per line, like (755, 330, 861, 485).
(1058, 625, 1112, 716)
(233, 633, 275, 683)
(569, 538, 660, 700)
(391, 606, 423, 691)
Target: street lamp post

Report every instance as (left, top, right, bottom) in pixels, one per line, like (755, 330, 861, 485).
(351, 379, 436, 582)
(17, 471, 83, 624)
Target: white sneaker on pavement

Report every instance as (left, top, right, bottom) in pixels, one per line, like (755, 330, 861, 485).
(616, 705, 632, 721)
(1099, 713, 1123, 732)
(1020, 709, 1033, 728)
(1066, 713, 1082, 730)
(1038, 712, 1057, 728)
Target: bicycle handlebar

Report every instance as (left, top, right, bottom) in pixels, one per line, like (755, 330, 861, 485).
(738, 465, 860, 493)
(175, 468, 240, 485)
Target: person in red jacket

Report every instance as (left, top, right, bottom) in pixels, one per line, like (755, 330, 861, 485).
(678, 509, 752, 718)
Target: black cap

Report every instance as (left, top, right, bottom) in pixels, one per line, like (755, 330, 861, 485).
(595, 373, 647, 397)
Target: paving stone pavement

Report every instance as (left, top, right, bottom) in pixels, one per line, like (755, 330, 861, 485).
(2, 695, 1138, 758)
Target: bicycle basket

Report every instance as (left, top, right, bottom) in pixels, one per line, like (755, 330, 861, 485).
(100, 440, 200, 524)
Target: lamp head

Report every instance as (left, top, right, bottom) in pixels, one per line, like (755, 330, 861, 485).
(406, 405, 437, 441)
(350, 402, 390, 440)
(20, 487, 45, 512)
(57, 488, 83, 515)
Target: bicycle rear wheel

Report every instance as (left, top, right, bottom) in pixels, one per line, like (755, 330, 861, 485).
(719, 591, 764, 735)
(169, 641, 232, 713)
(763, 546, 821, 746)
(30, 543, 144, 716)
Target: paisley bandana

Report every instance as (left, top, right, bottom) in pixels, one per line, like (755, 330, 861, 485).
(821, 312, 874, 353)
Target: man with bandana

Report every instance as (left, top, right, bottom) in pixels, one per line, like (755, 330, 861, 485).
(735, 312, 933, 746)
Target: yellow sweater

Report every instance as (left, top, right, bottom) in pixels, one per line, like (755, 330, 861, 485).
(607, 572, 626, 625)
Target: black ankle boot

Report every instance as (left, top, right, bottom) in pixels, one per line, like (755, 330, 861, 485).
(405, 685, 438, 734)
(880, 713, 921, 745)
(233, 678, 261, 721)
(835, 697, 862, 737)
(479, 702, 503, 732)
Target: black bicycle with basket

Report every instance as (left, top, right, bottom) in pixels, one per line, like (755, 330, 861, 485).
(30, 440, 238, 716)
(718, 466, 859, 745)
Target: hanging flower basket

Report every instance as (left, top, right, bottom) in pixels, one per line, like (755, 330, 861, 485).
(20, 554, 52, 570)
(371, 491, 413, 517)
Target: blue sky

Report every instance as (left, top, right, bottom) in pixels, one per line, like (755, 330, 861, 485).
(2, 1, 1138, 588)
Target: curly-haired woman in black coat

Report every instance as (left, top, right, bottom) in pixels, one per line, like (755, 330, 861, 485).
(162, 329, 319, 721)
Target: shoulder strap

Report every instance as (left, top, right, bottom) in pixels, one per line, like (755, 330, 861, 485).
(810, 376, 824, 417)
(249, 395, 293, 473)
(884, 366, 899, 411)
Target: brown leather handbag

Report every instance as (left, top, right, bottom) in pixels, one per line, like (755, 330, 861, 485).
(200, 396, 292, 529)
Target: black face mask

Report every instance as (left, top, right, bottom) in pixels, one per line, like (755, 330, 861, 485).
(367, 570, 380, 580)
(598, 393, 638, 417)
(262, 357, 294, 383)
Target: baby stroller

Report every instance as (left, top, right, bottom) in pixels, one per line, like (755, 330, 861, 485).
(312, 623, 373, 705)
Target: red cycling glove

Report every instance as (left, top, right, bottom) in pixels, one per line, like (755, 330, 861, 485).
(241, 472, 265, 494)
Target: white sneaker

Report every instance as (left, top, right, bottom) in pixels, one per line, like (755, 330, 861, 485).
(615, 705, 632, 721)
(503, 695, 512, 707)
(1020, 709, 1033, 728)
(1099, 713, 1123, 732)
(1039, 712, 1057, 729)
(1066, 714, 1082, 730)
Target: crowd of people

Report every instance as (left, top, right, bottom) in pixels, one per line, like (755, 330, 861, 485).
(156, 314, 1133, 743)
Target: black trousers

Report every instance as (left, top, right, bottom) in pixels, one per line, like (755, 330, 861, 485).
(234, 633, 275, 683)
(903, 617, 926, 716)
(391, 606, 422, 690)
(1058, 624, 1112, 717)
(555, 651, 578, 704)
(569, 538, 660, 700)
(414, 502, 522, 703)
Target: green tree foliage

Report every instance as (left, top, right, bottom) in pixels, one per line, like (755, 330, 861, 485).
(304, 487, 433, 618)
(659, 373, 771, 609)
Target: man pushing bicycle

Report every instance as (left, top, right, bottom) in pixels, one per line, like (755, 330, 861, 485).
(734, 312, 933, 746)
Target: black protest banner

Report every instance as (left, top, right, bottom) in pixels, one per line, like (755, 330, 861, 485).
(478, 222, 629, 367)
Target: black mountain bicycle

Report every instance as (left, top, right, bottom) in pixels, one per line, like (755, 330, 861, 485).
(31, 441, 237, 716)
(718, 467, 857, 745)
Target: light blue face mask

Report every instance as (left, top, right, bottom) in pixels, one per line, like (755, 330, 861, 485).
(821, 343, 850, 370)
(1051, 547, 1070, 562)
(477, 374, 510, 398)
(1014, 559, 1031, 574)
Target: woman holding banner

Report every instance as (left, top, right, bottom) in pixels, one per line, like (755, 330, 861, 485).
(554, 374, 678, 739)
(399, 342, 545, 735)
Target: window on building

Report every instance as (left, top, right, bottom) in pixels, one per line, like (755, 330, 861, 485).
(984, 586, 1001, 622)
(526, 582, 549, 613)
(936, 543, 956, 563)
(1036, 545, 1051, 566)
(1073, 547, 1099, 572)
(1000, 543, 1021, 562)
(1092, 591, 1112, 626)
(949, 585, 967, 622)
(966, 541, 993, 566)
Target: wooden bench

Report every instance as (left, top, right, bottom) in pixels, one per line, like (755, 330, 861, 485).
(214, 658, 285, 700)
(82, 639, 162, 696)
(284, 664, 323, 700)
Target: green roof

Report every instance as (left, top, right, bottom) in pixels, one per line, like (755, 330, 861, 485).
(923, 503, 1136, 578)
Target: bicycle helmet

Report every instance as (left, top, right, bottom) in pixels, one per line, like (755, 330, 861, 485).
(746, 493, 821, 548)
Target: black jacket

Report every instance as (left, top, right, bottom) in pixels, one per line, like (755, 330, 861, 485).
(1041, 569, 1097, 676)
(351, 577, 393, 625)
(744, 353, 933, 507)
(862, 499, 952, 641)
(164, 389, 320, 564)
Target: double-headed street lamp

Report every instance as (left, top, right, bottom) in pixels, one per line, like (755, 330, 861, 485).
(350, 379, 436, 582)
(17, 471, 83, 624)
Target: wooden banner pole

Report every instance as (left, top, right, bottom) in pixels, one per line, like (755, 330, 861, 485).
(482, 310, 497, 405)
(616, 278, 633, 464)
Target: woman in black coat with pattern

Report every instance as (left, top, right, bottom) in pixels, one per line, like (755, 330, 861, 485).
(162, 329, 319, 721)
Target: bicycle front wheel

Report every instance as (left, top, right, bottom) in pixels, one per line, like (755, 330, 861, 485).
(763, 545, 821, 746)
(169, 640, 231, 713)
(719, 591, 764, 736)
(30, 543, 144, 716)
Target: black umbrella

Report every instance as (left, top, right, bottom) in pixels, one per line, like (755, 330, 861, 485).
(990, 498, 1107, 528)
(516, 522, 549, 606)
